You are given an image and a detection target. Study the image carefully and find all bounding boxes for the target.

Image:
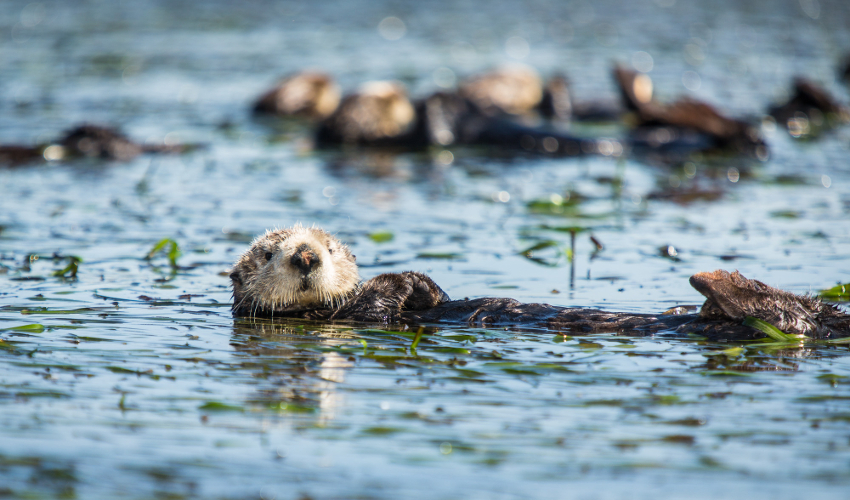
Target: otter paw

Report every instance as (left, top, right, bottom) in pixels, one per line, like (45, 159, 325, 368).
(398, 271, 451, 311)
(331, 271, 450, 322)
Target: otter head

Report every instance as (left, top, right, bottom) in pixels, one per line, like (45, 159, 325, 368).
(230, 225, 360, 316)
(277, 72, 341, 119)
(459, 65, 544, 115)
(323, 81, 416, 143)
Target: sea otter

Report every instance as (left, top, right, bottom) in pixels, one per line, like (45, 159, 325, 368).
(314, 80, 420, 147)
(613, 65, 767, 158)
(229, 225, 449, 319)
(459, 66, 620, 122)
(768, 77, 849, 136)
(230, 226, 849, 339)
(458, 65, 545, 116)
(0, 124, 187, 165)
(252, 71, 341, 120)
(314, 80, 619, 155)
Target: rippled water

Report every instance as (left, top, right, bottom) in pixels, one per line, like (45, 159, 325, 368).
(2, 0, 850, 498)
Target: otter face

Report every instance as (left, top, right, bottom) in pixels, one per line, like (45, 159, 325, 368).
(230, 225, 359, 316)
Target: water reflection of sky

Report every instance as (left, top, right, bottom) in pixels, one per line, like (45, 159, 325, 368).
(1, 0, 850, 498)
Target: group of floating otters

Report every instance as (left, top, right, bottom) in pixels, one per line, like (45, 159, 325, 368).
(3, 62, 848, 339)
(230, 225, 850, 340)
(2, 62, 849, 165)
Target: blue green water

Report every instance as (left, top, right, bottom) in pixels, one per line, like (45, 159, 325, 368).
(1, 0, 850, 498)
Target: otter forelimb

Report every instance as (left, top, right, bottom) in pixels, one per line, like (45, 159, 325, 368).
(331, 271, 451, 322)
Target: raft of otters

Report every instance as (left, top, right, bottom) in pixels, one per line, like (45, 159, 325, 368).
(229, 226, 850, 340)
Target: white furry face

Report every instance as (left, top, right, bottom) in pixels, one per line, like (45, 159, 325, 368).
(230, 225, 359, 316)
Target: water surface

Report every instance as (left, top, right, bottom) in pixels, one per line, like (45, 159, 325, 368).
(1, 0, 850, 498)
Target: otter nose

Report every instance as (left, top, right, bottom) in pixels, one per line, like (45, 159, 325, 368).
(290, 244, 320, 275)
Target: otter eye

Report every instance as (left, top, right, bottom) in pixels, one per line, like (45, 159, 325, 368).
(264, 252, 273, 261)
(328, 247, 334, 254)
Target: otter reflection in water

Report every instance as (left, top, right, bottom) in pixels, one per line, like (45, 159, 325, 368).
(230, 226, 849, 340)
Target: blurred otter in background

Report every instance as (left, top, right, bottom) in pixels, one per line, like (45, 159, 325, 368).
(769, 77, 849, 137)
(314, 77, 620, 156)
(458, 65, 545, 116)
(315, 80, 420, 147)
(538, 73, 624, 122)
(840, 55, 850, 87)
(458, 66, 621, 122)
(253, 71, 341, 120)
(613, 65, 767, 158)
(0, 124, 188, 166)
(0, 145, 45, 166)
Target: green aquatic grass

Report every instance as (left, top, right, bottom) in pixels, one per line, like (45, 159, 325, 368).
(744, 317, 801, 342)
(20, 308, 98, 315)
(146, 238, 181, 267)
(367, 231, 394, 243)
(519, 240, 559, 256)
(411, 327, 425, 351)
(742, 317, 850, 345)
(820, 283, 849, 302)
(52, 256, 82, 278)
(198, 402, 244, 412)
(416, 252, 462, 260)
(0, 324, 45, 333)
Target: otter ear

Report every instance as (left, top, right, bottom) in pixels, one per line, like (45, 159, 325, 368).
(229, 271, 242, 285)
(351, 254, 356, 261)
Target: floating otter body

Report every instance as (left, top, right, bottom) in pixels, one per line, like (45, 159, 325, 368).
(0, 145, 46, 166)
(613, 66, 767, 158)
(253, 71, 341, 120)
(314, 81, 618, 156)
(315, 81, 419, 147)
(0, 124, 187, 165)
(230, 226, 849, 339)
(459, 67, 621, 122)
(769, 77, 849, 136)
(458, 66, 544, 116)
(404, 270, 850, 340)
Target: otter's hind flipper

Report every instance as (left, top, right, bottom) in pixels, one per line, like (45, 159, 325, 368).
(689, 270, 842, 338)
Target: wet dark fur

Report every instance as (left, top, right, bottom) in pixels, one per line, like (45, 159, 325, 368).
(613, 66, 766, 157)
(60, 125, 186, 160)
(316, 87, 614, 156)
(0, 145, 44, 166)
(330, 272, 451, 322)
(235, 270, 450, 322)
(234, 254, 849, 340)
(400, 270, 849, 340)
(768, 77, 849, 130)
(229, 226, 449, 319)
(0, 124, 187, 165)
